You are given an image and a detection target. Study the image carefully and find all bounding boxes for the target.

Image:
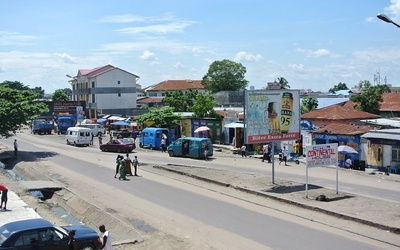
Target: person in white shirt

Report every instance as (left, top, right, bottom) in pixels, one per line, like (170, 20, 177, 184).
(99, 225, 113, 250)
(345, 157, 353, 169)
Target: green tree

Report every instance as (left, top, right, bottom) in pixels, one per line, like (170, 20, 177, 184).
(31, 87, 45, 98)
(62, 88, 72, 97)
(277, 77, 290, 89)
(136, 107, 181, 127)
(190, 93, 220, 118)
(329, 82, 349, 93)
(201, 59, 248, 93)
(0, 86, 48, 137)
(0, 80, 30, 91)
(52, 89, 70, 101)
(300, 96, 318, 114)
(162, 89, 199, 112)
(350, 80, 391, 114)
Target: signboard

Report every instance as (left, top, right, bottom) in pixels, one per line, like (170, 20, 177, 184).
(244, 90, 300, 143)
(53, 101, 86, 114)
(305, 143, 339, 197)
(306, 143, 338, 167)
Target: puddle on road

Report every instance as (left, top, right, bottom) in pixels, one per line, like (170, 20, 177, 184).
(51, 206, 83, 225)
(130, 219, 155, 232)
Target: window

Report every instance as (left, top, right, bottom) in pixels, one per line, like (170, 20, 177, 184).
(118, 93, 121, 97)
(92, 81, 95, 88)
(392, 147, 400, 162)
(92, 94, 95, 102)
(14, 231, 38, 246)
(118, 80, 121, 84)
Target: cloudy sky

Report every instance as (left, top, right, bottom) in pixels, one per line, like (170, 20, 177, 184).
(1, 0, 399, 94)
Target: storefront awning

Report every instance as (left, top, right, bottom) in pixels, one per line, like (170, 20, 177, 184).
(224, 122, 245, 128)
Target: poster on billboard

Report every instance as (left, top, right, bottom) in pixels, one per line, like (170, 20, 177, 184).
(76, 106, 84, 124)
(245, 90, 300, 143)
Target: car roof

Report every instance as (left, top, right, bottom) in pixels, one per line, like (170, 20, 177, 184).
(2, 218, 53, 232)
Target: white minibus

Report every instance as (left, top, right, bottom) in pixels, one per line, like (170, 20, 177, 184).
(76, 124, 105, 136)
(65, 127, 92, 146)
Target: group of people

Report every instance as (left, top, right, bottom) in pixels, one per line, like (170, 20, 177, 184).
(114, 153, 139, 180)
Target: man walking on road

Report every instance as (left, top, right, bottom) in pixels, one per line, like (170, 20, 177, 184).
(13, 139, 18, 157)
(0, 184, 8, 210)
(99, 224, 113, 250)
(132, 156, 139, 176)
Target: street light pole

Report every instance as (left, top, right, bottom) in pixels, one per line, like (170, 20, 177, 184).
(377, 13, 400, 28)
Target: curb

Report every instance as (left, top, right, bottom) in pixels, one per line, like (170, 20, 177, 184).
(154, 165, 400, 235)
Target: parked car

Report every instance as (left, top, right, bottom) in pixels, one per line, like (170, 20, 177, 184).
(0, 218, 101, 250)
(100, 138, 136, 153)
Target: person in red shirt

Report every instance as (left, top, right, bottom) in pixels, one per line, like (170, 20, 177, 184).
(0, 184, 8, 210)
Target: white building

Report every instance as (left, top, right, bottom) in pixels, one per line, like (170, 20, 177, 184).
(68, 65, 139, 118)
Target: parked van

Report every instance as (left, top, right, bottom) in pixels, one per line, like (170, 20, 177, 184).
(65, 127, 92, 146)
(167, 137, 213, 159)
(77, 124, 105, 136)
(139, 127, 169, 150)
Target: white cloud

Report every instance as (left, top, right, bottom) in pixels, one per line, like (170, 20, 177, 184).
(310, 48, 331, 57)
(98, 14, 146, 23)
(139, 50, 155, 60)
(117, 22, 194, 35)
(0, 31, 42, 46)
(288, 63, 304, 72)
(234, 51, 263, 62)
(174, 61, 185, 69)
(139, 50, 159, 65)
(54, 53, 77, 64)
(365, 17, 374, 23)
(385, 0, 400, 21)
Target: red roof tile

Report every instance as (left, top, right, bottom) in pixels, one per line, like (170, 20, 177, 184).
(137, 97, 163, 103)
(380, 93, 400, 111)
(301, 101, 379, 120)
(145, 80, 204, 91)
(313, 123, 374, 135)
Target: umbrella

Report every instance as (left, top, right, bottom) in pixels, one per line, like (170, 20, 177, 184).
(111, 121, 130, 126)
(338, 145, 358, 154)
(194, 126, 210, 133)
(97, 118, 107, 123)
(81, 119, 92, 124)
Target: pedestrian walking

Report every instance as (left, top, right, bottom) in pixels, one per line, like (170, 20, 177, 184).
(114, 155, 122, 178)
(161, 137, 166, 152)
(13, 139, 18, 157)
(90, 133, 94, 146)
(98, 134, 103, 146)
(99, 225, 113, 250)
(241, 144, 247, 157)
(204, 141, 210, 161)
(279, 146, 289, 166)
(124, 154, 133, 176)
(118, 156, 127, 181)
(0, 184, 8, 210)
(132, 130, 137, 143)
(68, 230, 77, 250)
(132, 155, 139, 176)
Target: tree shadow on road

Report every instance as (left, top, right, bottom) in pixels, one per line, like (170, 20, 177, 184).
(0, 150, 58, 170)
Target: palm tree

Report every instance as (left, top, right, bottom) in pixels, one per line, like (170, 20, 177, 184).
(277, 77, 290, 89)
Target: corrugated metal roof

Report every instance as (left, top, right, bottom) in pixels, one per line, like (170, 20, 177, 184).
(380, 93, 400, 111)
(145, 80, 204, 91)
(313, 123, 373, 135)
(360, 118, 400, 128)
(361, 130, 400, 141)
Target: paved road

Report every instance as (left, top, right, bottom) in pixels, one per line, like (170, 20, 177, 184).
(1, 131, 399, 249)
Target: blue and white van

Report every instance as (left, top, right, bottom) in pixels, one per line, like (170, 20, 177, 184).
(167, 137, 213, 159)
(138, 127, 169, 150)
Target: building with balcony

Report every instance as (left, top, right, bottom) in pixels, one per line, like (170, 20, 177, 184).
(68, 65, 139, 118)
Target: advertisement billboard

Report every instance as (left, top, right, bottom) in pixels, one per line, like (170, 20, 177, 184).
(245, 90, 300, 143)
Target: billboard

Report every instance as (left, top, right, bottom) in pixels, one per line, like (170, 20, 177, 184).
(245, 90, 300, 143)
